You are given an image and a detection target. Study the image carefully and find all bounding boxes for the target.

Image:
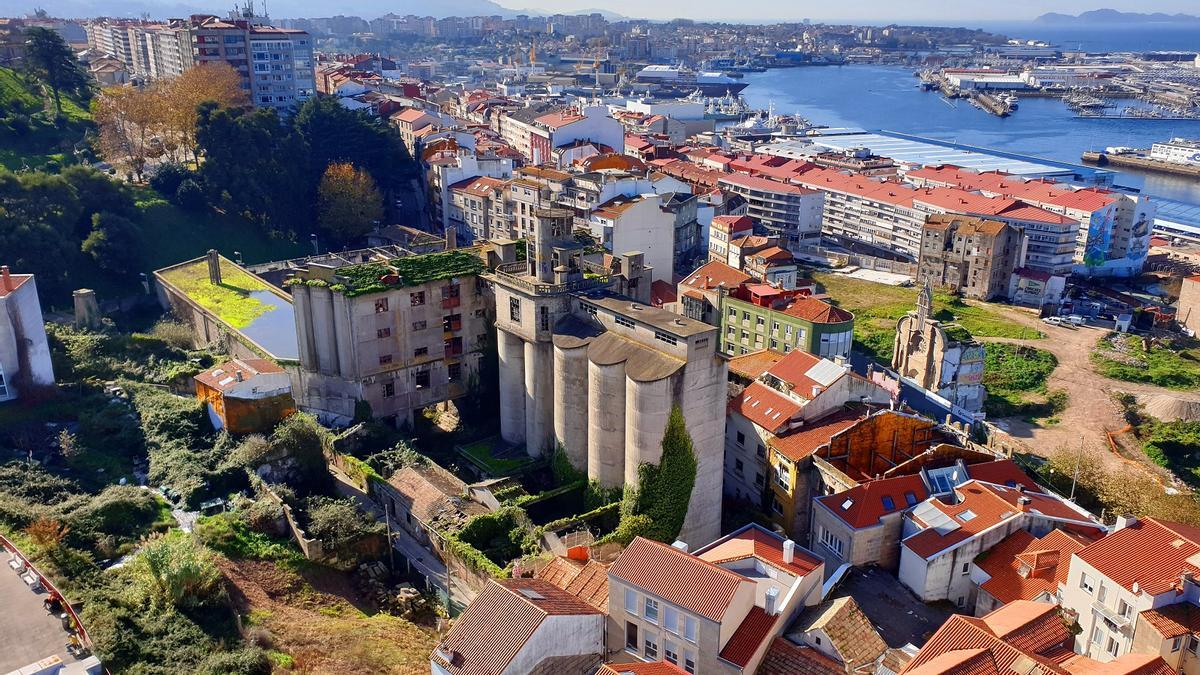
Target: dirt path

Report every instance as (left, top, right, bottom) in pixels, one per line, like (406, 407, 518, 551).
(970, 303, 1200, 467)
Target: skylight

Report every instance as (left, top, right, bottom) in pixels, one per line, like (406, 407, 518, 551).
(841, 498, 854, 510)
(957, 510, 977, 522)
(904, 491, 918, 507)
(518, 588, 544, 600)
(881, 496, 895, 511)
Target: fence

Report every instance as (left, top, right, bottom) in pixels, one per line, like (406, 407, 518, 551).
(0, 532, 93, 650)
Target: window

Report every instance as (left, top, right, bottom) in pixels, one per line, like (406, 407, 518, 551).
(625, 621, 638, 651)
(1106, 636, 1119, 657)
(820, 527, 844, 555)
(382, 382, 394, 398)
(376, 327, 391, 339)
(410, 292, 425, 306)
(1091, 626, 1103, 644)
(735, 431, 745, 447)
(882, 495, 895, 511)
(1118, 599, 1131, 618)
(683, 617, 696, 642)
(625, 588, 637, 613)
(0, 364, 7, 399)
(374, 298, 389, 313)
(1080, 572, 1096, 595)
(756, 444, 766, 459)
(1172, 636, 1183, 652)
(1190, 636, 1199, 655)
(644, 637, 658, 660)
(904, 491, 918, 507)
(956, 596, 965, 608)
(378, 355, 393, 365)
(664, 642, 679, 665)
(684, 653, 696, 674)
(734, 459, 744, 475)
(1097, 584, 1107, 604)
(654, 331, 677, 346)
(448, 363, 462, 382)
(539, 306, 550, 331)
(414, 347, 428, 358)
(412, 320, 427, 331)
(509, 297, 521, 323)
(961, 562, 970, 576)
(771, 495, 783, 515)
(664, 606, 678, 634)
(755, 473, 764, 486)
(644, 598, 659, 624)
(615, 315, 635, 328)
(415, 371, 430, 388)
(775, 462, 789, 489)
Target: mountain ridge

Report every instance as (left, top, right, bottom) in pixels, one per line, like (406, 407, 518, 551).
(1035, 9, 1200, 24)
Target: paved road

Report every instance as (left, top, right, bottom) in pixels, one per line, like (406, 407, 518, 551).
(0, 551, 80, 673)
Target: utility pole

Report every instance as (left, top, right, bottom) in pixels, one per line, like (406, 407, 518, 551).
(384, 501, 395, 572)
(1070, 435, 1083, 501)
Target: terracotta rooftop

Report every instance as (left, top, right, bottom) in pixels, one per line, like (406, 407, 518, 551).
(433, 579, 602, 675)
(730, 382, 804, 435)
(680, 260, 752, 291)
(817, 472, 928, 530)
(193, 358, 284, 392)
(792, 597, 888, 671)
(900, 601, 1075, 675)
(695, 524, 823, 579)
(0, 269, 33, 298)
(976, 529, 1091, 605)
(1139, 602, 1200, 640)
(608, 537, 747, 623)
(598, 662, 688, 675)
(768, 410, 863, 462)
(718, 606, 777, 667)
(757, 637, 843, 675)
(779, 296, 853, 324)
(1075, 517, 1200, 596)
(720, 172, 818, 195)
(728, 349, 787, 380)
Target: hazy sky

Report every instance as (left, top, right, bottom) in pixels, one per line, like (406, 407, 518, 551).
(509, 0, 1200, 22)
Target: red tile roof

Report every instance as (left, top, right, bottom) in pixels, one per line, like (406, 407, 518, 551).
(651, 279, 677, 307)
(711, 214, 755, 234)
(696, 524, 824, 578)
(599, 662, 688, 675)
(194, 358, 285, 392)
(976, 529, 1090, 605)
(434, 579, 601, 675)
(903, 481, 1101, 560)
(719, 606, 778, 667)
(1140, 602, 1200, 639)
(730, 382, 804, 435)
(536, 111, 586, 129)
(564, 559, 610, 611)
(765, 349, 838, 396)
(779, 296, 853, 324)
(727, 349, 786, 380)
(900, 601, 1074, 675)
(964, 460, 1041, 492)
(818, 473, 928, 529)
(720, 172, 818, 195)
(758, 637, 844, 675)
(1061, 653, 1176, 675)
(608, 537, 747, 622)
(680, 261, 752, 291)
(769, 410, 863, 462)
(450, 175, 507, 196)
(1075, 518, 1200, 595)
(394, 107, 433, 124)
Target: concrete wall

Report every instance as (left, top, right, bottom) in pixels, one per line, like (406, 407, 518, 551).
(506, 614, 605, 675)
(587, 359, 627, 487)
(0, 276, 54, 401)
(553, 343, 589, 467)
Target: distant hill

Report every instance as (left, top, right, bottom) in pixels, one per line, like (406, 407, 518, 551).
(1035, 9, 1200, 24)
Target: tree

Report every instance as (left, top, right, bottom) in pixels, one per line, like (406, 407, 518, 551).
(174, 178, 206, 211)
(60, 165, 137, 237)
(160, 64, 248, 162)
(305, 496, 385, 552)
(82, 211, 143, 275)
(0, 168, 82, 295)
(57, 429, 81, 459)
(93, 86, 161, 182)
(23, 27, 89, 117)
(317, 162, 383, 241)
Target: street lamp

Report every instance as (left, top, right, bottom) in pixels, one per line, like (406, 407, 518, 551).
(310, 233, 319, 255)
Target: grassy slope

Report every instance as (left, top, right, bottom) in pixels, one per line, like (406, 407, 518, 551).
(1091, 333, 1200, 391)
(0, 66, 92, 171)
(813, 272, 1044, 363)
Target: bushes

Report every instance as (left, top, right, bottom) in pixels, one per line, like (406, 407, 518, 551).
(303, 496, 384, 552)
(149, 163, 195, 197)
(175, 178, 206, 211)
(198, 648, 272, 675)
(452, 507, 536, 570)
(613, 407, 697, 544)
(129, 530, 224, 609)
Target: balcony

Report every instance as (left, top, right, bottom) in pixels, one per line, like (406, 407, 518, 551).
(1092, 601, 1131, 633)
(487, 260, 613, 296)
(441, 296, 461, 310)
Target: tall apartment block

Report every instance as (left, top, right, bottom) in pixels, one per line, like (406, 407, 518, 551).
(486, 211, 726, 545)
(85, 16, 313, 112)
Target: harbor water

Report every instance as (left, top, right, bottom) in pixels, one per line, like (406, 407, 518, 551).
(739, 65, 1200, 206)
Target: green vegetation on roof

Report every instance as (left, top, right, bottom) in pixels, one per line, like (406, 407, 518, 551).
(160, 258, 278, 329)
(334, 250, 485, 297)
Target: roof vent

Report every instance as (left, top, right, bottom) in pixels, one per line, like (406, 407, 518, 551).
(518, 588, 544, 600)
(783, 539, 795, 564)
(671, 540, 688, 553)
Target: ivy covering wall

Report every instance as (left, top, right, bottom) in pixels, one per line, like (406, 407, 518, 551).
(602, 406, 697, 545)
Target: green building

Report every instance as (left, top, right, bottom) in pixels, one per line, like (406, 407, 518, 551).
(719, 284, 854, 359)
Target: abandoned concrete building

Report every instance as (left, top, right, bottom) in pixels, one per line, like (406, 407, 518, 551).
(287, 249, 492, 426)
(486, 207, 726, 546)
(892, 282, 986, 415)
(0, 266, 54, 402)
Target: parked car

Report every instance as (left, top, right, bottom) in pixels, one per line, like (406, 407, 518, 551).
(1067, 314, 1086, 326)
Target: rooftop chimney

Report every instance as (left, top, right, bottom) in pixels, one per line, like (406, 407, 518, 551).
(206, 249, 222, 285)
(1, 265, 10, 292)
(1017, 496, 1031, 507)
(671, 540, 688, 553)
(235, 370, 244, 382)
(764, 586, 780, 615)
(1115, 514, 1138, 531)
(783, 539, 795, 564)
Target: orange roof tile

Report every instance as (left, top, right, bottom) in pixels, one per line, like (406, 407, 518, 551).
(680, 261, 752, 291)
(608, 537, 747, 622)
(564, 559, 610, 612)
(728, 349, 786, 380)
(900, 601, 1074, 675)
(720, 172, 818, 195)
(758, 637, 844, 675)
(719, 606, 778, 667)
(768, 410, 863, 462)
(599, 662, 688, 675)
(194, 358, 284, 392)
(730, 382, 804, 435)
(1075, 518, 1200, 595)
(696, 524, 823, 578)
(434, 579, 601, 675)
(976, 529, 1090, 605)
(779, 297, 853, 324)
(765, 349, 837, 396)
(1139, 602, 1200, 639)
(818, 473, 928, 529)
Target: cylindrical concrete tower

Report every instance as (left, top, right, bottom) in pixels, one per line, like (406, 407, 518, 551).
(291, 284, 317, 372)
(311, 286, 338, 376)
(553, 341, 590, 471)
(624, 374, 673, 487)
(587, 359, 626, 488)
(524, 340, 553, 456)
(497, 329, 526, 446)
